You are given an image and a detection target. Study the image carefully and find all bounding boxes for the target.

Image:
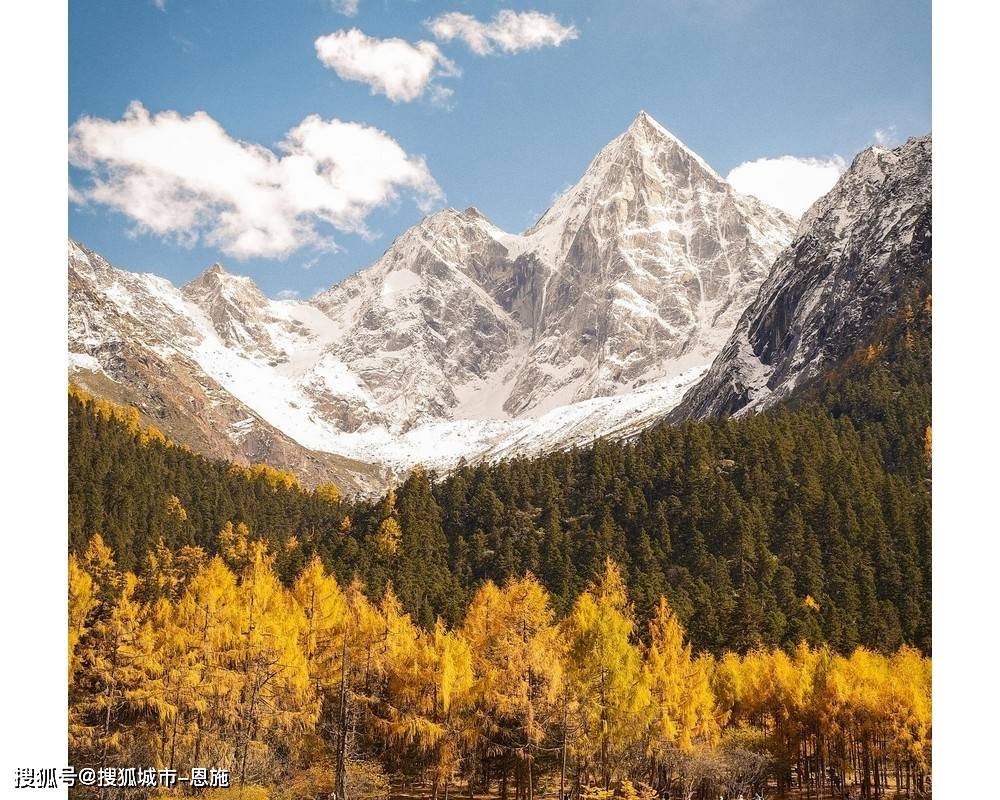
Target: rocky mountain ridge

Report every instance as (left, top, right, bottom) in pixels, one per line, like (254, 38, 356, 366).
(670, 134, 932, 420)
(68, 111, 797, 491)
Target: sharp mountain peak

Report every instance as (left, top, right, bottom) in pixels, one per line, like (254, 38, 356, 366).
(185, 261, 258, 289)
(611, 110, 723, 180)
(625, 109, 676, 140)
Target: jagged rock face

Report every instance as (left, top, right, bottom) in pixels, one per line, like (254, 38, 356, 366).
(504, 111, 794, 414)
(68, 111, 796, 482)
(671, 135, 932, 420)
(312, 208, 525, 429)
(311, 111, 794, 423)
(183, 265, 290, 362)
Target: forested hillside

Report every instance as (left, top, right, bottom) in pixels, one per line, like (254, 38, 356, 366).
(69, 266, 930, 657)
(425, 276, 932, 653)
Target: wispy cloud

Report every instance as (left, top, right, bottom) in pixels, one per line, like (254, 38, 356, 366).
(276, 289, 301, 300)
(426, 9, 578, 56)
(68, 181, 86, 205)
(170, 33, 194, 52)
(873, 126, 900, 147)
(152, 0, 167, 10)
(727, 154, 847, 218)
(329, 0, 359, 17)
(68, 101, 443, 259)
(550, 182, 573, 203)
(315, 29, 459, 103)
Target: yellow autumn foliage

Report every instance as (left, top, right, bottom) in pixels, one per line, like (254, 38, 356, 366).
(68, 541, 931, 799)
(69, 384, 171, 447)
(230, 462, 301, 491)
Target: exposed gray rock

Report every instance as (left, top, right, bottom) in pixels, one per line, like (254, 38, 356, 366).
(670, 135, 931, 421)
(310, 111, 794, 424)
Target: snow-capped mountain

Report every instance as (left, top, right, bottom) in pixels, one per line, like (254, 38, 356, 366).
(671, 134, 931, 420)
(504, 111, 793, 415)
(68, 243, 388, 493)
(68, 112, 795, 490)
(310, 207, 525, 430)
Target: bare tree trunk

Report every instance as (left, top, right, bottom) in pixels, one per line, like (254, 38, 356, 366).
(168, 698, 180, 771)
(336, 626, 350, 800)
(98, 638, 120, 800)
(560, 704, 568, 800)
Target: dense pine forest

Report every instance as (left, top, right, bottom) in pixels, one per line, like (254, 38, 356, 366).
(67, 278, 930, 799)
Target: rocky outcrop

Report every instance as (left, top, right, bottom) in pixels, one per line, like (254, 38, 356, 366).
(670, 135, 931, 420)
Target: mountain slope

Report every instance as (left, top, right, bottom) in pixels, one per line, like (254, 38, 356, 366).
(311, 207, 526, 430)
(671, 134, 931, 420)
(505, 111, 793, 414)
(68, 112, 795, 484)
(69, 242, 386, 493)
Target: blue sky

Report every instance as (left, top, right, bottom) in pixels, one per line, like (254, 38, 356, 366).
(69, 0, 931, 298)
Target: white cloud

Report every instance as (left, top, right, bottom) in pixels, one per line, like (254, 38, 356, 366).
(426, 84, 456, 109)
(315, 29, 459, 103)
(726, 155, 847, 218)
(550, 182, 573, 203)
(68, 101, 443, 259)
(873, 126, 900, 147)
(330, 0, 358, 17)
(170, 33, 194, 52)
(67, 181, 86, 205)
(152, 0, 166, 9)
(426, 9, 578, 55)
(276, 289, 301, 300)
